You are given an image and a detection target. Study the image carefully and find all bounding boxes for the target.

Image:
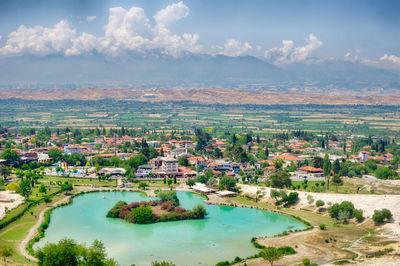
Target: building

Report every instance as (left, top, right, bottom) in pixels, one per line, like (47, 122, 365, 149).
(136, 165, 153, 178)
(358, 151, 370, 161)
(297, 166, 324, 177)
(161, 158, 179, 172)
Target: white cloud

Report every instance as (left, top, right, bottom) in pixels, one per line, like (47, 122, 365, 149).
(215, 39, 252, 57)
(65, 32, 98, 56)
(0, 20, 76, 57)
(154, 1, 189, 26)
(264, 34, 323, 64)
(0, 2, 202, 58)
(344, 52, 359, 62)
(380, 53, 400, 64)
(86, 16, 97, 22)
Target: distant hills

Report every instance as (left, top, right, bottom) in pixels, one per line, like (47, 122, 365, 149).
(0, 54, 399, 93)
(1, 87, 400, 105)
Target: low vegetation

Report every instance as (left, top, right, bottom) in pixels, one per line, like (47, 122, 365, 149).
(106, 191, 208, 224)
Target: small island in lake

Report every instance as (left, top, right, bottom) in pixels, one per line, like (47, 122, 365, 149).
(106, 191, 208, 224)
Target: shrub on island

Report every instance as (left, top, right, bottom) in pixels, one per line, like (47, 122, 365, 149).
(106, 191, 208, 224)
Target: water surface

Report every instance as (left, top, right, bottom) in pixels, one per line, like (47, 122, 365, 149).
(36, 191, 306, 265)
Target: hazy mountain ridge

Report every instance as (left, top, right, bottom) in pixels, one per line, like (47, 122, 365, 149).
(0, 54, 399, 93)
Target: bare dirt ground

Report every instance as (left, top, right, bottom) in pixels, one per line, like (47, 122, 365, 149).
(239, 184, 400, 223)
(0, 191, 24, 219)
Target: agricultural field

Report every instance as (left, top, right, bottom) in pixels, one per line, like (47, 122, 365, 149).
(1, 99, 400, 137)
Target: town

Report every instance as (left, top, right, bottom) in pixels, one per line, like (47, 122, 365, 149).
(0, 124, 400, 265)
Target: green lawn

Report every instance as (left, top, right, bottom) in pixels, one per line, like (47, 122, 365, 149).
(40, 176, 117, 187)
(0, 192, 67, 265)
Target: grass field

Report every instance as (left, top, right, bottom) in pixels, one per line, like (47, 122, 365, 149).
(0, 192, 67, 265)
(1, 100, 400, 136)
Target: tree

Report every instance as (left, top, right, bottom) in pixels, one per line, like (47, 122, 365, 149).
(18, 179, 32, 198)
(0, 166, 10, 179)
(311, 157, 323, 168)
(323, 154, 331, 190)
(260, 246, 282, 266)
(270, 171, 291, 188)
(272, 159, 284, 170)
(0, 245, 13, 263)
(131, 205, 154, 224)
(138, 182, 149, 190)
(375, 167, 398, 180)
(48, 148, 64, 162)
(39, 183, 47, 194)
(331, 174, 343, 192)
(167, 178, 173, 187)
(192, 204, 208, 218)
(0, 148, 20, 163)
(178, 156, 189, 167)
(372, 209, 393, 224)
(315, 200, 325, 207)
(270, 189, 281, 201)
(218, 176, 237, 191)
(332, 159, 341, 175)
(157, 190, 179, 205)
(36, 238, 81, 266)
(36, 238, 117, 266)
(265, 147, 269, 158)
(186, 179, 195, 188)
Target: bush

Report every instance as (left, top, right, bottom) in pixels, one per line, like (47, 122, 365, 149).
(316, 200, 325, 207)
(106, 200, 127, 218)
(319, 224, 326, 230)
(130, 205, 154, 224)
(353, 209, 364, 222)
(192, 204, 208, 219)
(157, 191, 179, 206)
(277, 246, 296, 255)
(372, 209, 392, 225)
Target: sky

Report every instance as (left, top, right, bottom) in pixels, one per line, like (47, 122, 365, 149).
(0, 0, 399, 69)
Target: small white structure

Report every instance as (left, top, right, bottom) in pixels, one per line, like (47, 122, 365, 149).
(192, 183, 216, 194)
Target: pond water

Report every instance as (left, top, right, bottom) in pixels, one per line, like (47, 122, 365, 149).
(36, 191, 306, 265)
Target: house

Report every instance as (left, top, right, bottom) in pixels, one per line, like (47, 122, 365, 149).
(358, 151, 370, 161)
(64, 145, 82, 155)
(136, 165, 153, 178)
(188, 156, 207, 168)
(38, 153, 51, 163)
(21, 151, 38, 162)
(297, 166, 324, 177)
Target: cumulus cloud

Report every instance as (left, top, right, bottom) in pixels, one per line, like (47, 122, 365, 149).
(154, 1, 189, 26)
(380, 53, 400, 64)
(0, 2, 201, 58)
(264, 34, 323, 64)
(215, 39, 253, 57)
(86, 16, 97, 22)
(0, 20, 76, 57)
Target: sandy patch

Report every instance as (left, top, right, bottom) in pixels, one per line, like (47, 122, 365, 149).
(0, 191, 25, 219)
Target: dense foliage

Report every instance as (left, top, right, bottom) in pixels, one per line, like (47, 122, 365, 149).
(106, 192, 208, 224)
(36, 238, 118, 266)
(328, 201, 364, 223)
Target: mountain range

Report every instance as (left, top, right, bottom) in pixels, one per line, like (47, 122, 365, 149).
(0, 54, 399, 93)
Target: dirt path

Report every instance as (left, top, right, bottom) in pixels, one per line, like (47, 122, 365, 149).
(18, 196, 71, 262)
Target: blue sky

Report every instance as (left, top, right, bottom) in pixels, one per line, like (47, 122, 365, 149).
(0, 0, 399, 68)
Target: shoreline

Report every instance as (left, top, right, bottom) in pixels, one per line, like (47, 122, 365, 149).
(24, 186, 312, 264)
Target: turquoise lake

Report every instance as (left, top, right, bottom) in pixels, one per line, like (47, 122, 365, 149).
(36, 191, 306, 265)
